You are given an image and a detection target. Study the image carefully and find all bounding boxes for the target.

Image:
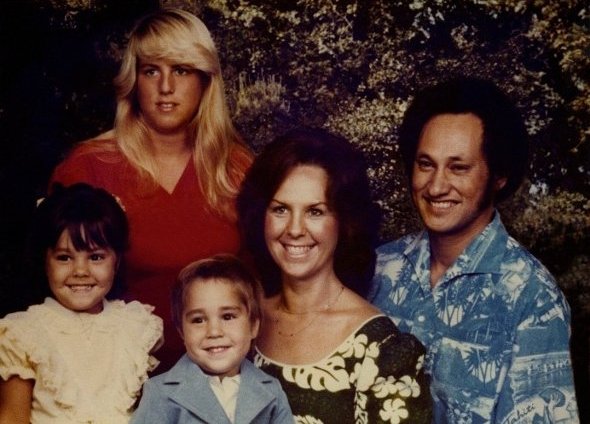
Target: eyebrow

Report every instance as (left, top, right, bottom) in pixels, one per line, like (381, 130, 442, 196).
(184, 305, 243, 315)
(50, 247, 72, 253)
(138, 62, 193, 68)
(269, 199, 328, 207)
(416, 152, 466, 161)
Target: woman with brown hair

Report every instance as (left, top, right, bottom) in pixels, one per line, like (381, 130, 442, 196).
(237, 127, 431, 423)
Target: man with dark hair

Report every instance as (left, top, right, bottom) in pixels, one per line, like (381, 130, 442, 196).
(370, 77, 579, 423)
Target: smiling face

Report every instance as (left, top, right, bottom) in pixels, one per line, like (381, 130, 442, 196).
(264, 165, 339, 284)
(136, 59, 204, 138)
(412, 113, 506, 243)
(45, 229, 116, 314)
(180, 279, 259, 379)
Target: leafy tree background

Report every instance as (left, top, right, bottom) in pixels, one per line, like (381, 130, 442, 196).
(1, 0, 588, 415)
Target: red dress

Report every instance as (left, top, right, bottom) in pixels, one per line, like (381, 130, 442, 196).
(50, 140, 241, 372)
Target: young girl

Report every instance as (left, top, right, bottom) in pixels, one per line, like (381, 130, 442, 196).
(131, 254, 293, 424)
(0, 183, 163, 424)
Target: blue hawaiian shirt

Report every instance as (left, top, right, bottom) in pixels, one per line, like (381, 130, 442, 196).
(369, 213, 579, 423)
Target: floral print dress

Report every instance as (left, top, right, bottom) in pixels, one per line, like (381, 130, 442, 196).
(253, 315, 431, 424)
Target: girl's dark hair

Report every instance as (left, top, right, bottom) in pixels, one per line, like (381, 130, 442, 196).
(237, 127, 381, 297)
(29, 183, 129, 300)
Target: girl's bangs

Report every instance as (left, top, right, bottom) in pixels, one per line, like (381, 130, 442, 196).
(63, 221, 111, 252)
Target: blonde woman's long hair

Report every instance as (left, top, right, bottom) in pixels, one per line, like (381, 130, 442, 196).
(113, 8, 251, 220)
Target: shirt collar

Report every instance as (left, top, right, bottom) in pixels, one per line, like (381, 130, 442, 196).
(208, 374, 241, 388)
(404, 211, 509, 286)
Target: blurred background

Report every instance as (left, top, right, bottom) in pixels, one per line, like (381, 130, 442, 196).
(1, 0, 588, 416)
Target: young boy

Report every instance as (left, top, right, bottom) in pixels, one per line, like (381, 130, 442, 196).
(131, 254, 293, 424)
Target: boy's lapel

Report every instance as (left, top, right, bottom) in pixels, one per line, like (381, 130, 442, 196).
(234, 360, 277, 423)
(165, 355, 232, 424)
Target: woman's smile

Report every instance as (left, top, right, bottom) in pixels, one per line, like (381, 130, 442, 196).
(264, 165, 339, 283)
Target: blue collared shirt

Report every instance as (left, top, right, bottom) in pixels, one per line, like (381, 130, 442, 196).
(369, 213, 579, 423)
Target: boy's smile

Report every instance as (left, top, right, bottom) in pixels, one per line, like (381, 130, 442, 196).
(180, 279, 259, 379)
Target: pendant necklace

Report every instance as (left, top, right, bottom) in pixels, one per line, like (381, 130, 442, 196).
(274, 284, 345, 337)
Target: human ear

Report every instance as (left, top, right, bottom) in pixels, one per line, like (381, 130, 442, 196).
(494, 176, 507, 191)
(251, 318, 260, 339)
(176, 325, 185, 341)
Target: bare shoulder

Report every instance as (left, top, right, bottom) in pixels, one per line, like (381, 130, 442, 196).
(335, 288, 382, 329)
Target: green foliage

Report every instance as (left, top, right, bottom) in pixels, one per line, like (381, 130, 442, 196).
(196, 0, 590, 239)
(508, 188, 590, 251)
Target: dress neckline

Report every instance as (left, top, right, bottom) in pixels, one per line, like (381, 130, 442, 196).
(155, 157, 193, 196)
(254, 314, 387, 367)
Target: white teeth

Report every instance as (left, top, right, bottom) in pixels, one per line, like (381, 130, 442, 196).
(158, 103, 175, 111)
(207, 347, 227, 353)
(429, 200, 453, 209)
(68, 285, 94, 292)
(285, 245, 311, 255)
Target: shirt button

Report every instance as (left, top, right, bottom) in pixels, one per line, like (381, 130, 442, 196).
(417, 315, 426, 322)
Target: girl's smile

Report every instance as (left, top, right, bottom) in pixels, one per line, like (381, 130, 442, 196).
(45, 229, 117, 314)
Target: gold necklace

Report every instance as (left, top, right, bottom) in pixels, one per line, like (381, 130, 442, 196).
(274, 285, 345, 337)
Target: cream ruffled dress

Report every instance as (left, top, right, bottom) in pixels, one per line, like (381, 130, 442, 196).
(0, 297, 163, 423)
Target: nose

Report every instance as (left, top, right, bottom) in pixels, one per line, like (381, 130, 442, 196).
(159, 71, 175, 94)
(427, 168, 450, 196)
(206, 319, 223, 338)
(286, 211, 305, 237)
(73, 257, 90, 277)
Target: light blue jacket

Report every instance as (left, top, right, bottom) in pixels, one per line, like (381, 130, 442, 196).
(131, 354, 293, 424)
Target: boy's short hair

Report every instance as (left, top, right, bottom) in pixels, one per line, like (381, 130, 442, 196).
(171, 254, 262, 331)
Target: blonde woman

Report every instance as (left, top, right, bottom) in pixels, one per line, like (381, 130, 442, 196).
(51, 8, 252, 372)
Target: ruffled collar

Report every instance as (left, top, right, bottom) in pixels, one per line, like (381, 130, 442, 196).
(36, 297, 114, 335)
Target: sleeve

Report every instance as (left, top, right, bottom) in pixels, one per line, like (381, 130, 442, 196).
(367, 239, 409, 304)
(270, 381, 294, 424)
(367, 248, 388, 303)
(0, 316, 36, 382)
(228, 143, 253, 189)
(49, 146, 96, 189)
(129, 379, 177, 424)
(359, 330, 432, 424)
(49, 140, 119, 191)
(495, 282, 579, 423)
(120, 301, 165, 374)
